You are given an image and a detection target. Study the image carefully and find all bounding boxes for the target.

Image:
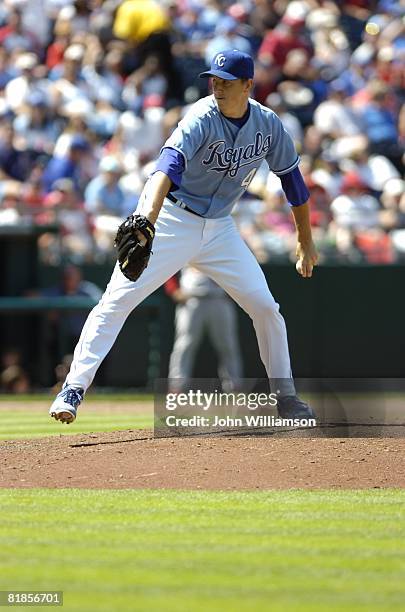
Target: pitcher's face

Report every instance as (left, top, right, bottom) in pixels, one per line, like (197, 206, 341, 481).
(211, 77, 252, 117)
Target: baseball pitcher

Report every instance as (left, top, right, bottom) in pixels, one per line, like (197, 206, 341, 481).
(50, 50, 318, 424)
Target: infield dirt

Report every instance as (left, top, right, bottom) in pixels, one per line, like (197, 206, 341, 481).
(1, 418, 405, 489)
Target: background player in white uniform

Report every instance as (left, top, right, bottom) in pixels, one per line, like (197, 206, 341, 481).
(50, 50, 318, 424)
(166, 267, 242, 391)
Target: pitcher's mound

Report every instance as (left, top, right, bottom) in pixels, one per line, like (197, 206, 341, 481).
(1, 430, 404, 489)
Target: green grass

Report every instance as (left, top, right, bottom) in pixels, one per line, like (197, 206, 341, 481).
(0, 489, 404, 612)
(0, 411, 152, 439)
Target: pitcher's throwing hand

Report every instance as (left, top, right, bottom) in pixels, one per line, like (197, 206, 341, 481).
(296, 241, 319, 278)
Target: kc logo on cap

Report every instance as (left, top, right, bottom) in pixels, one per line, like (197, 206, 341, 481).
(214, 53, 226, 67)
(199, 49, 254, 81)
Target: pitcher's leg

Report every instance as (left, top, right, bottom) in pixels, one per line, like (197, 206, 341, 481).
(66, 264, 143, 391)
(239, 287, 294, 390)
(192, 218, 295, 394)
(66, 203, 203, 391)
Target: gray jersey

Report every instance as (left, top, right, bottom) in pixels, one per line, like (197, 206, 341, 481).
(180, 267, 225, 298)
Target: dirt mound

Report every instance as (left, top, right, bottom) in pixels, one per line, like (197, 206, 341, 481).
(1, 430, 404, 489)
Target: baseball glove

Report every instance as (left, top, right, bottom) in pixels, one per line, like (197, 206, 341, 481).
(114, 214, 155, 282)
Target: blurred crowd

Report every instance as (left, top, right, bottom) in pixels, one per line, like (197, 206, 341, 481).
(0, 0, 404, 265)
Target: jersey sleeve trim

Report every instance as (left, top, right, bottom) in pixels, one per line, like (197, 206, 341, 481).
(272, 156, 300, 176)
(154, 147, 185, 189)
(161, 145, 188, 171)
(280, 166, 310, 206)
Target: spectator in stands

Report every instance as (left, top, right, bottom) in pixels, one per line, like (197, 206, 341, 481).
(82, 48, 125, 111)
(306, 8, 350, 79)
(40, 265, 102, 365)
(277, 49, 326, 127)
(0, 8, 38, 54)
(0, 365, 30, 393)
(265, 92, 303, 147)
(252, 57, 281, 105)
(13, 92, 60, 157)
(306, 176, 333, 233)
(85, 156, 125, 217)
(113, 0, 170, 60)
(49, 44, 89, 108)
(384, 180, 405, 261)
(204, 16, 252, 66)
(314, 78, 362, 140)
(173, 4, 209, 55)
(113, 0, 181, 103)
(45, 18, 72, 70)
(310, 151, 342, 199)
(354, 229, 395, 265)
(360, 80, 402, 171)
(301, 125, 324, 160)
(0, 46, 14, 90)
(0, 122, 31, 182)
(42, 178, 93, 262)
(5, 53, 41, 111)
(330, 226, 366, 264)
(43, 264, 102, 302)
(104, 105, 164, 170)
(0, 181, 23, 225)
(42, 135, 91, 194)
(248, 0, 279, 41)
(331, 171, 381, 231)
(258, 10, 313, 68)
(380, 179, 405, 232)
(122, 54, 168, 116)
(247, 187, 296, 262)
(68, 0, 93, 34)
(84, 155, 126, 254)
(0, 349, 30, 394)
(339, 147, 400, 193)
(258, 188, 296, 237)
(21, 172, 47, 222)
(53, 103, 94, 158)
(398, 102, 405, 153)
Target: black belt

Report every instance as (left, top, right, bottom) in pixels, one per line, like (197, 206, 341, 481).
(167, 193, 203, 217)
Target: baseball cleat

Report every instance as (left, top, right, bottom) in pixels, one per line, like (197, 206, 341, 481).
(277, 395, 316, 420)
(49, 385, 84, 424)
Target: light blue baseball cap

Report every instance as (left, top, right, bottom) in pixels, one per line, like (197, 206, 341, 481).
(199, 49, 254, 80)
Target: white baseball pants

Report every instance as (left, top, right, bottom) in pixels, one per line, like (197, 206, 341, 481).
(66, 199, 296, 394)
